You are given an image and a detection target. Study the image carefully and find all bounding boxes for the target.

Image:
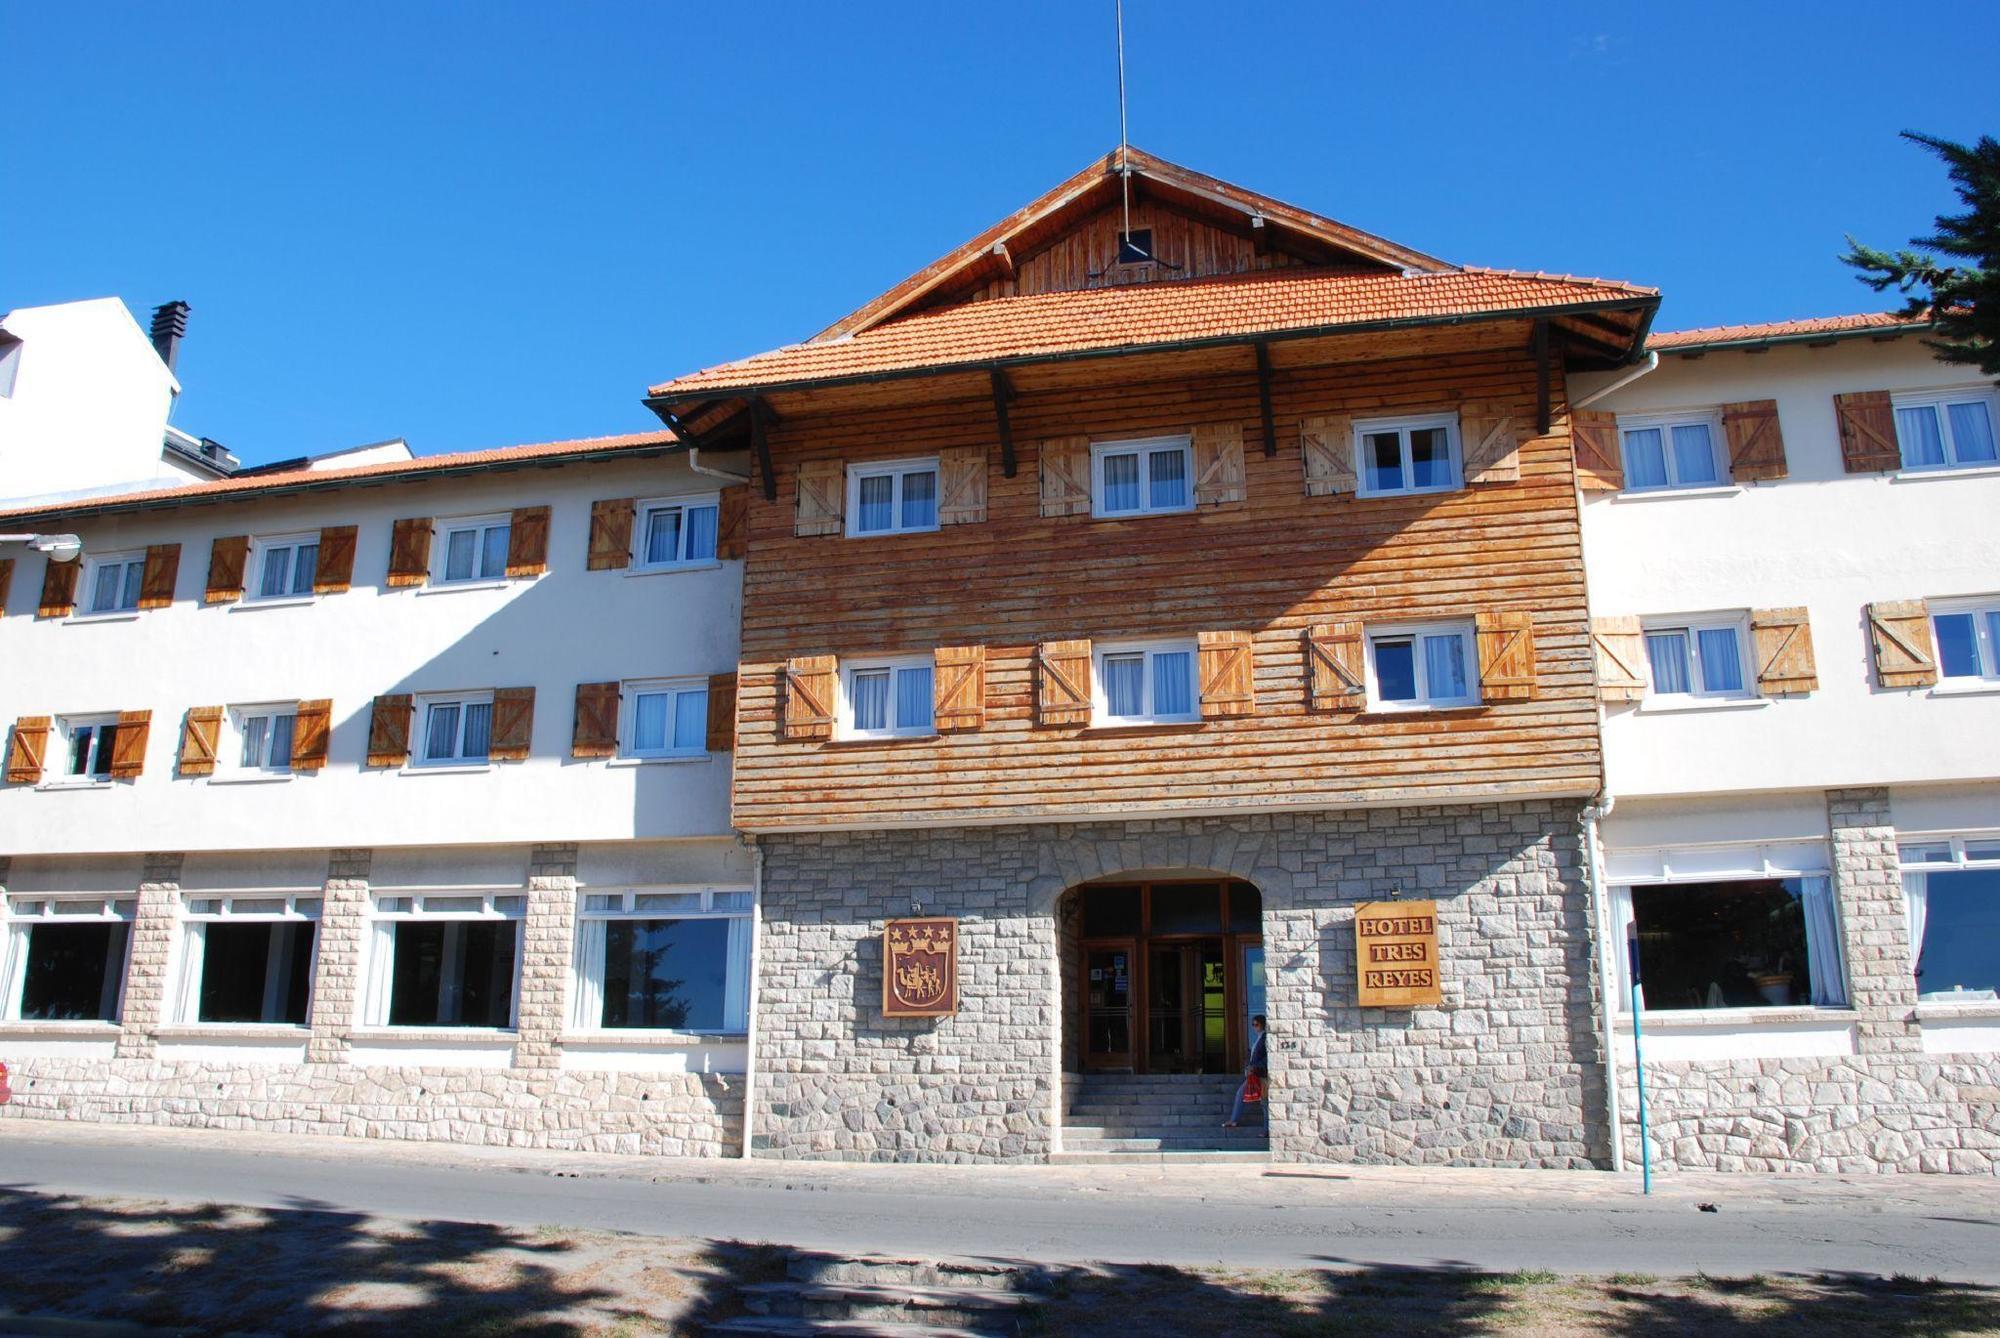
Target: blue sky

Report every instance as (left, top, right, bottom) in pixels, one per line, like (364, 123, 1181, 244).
(8, 3, 1997, 467)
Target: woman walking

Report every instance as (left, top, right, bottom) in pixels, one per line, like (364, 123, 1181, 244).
(1223, 1013, 1268, 1129)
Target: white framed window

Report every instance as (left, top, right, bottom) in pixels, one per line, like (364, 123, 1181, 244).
(1893, 389, 2000, 471)
(53, 714, 123, 782)
(1643, 615, 1752, 700)
(838, 657, 935, 738)
(247, 534, 319, 602)
(1091, 436, 1193, 517)
(1354, 413, 1462, 499)
(414, 692, 494, 766)
(172, 893, 321, 1026)
(847, 458, 939, 536)
(571, 887, 754, 1033)
(81, 551, 146, 614)
(433, 514, 511, 585)
(1093, 639, 1198, 725)
(1931, 596, 2000, 683)
(1617, 411, 1727, 491)
(0, 895, 136, 1023)
(361, 891, 525, 1028)
(227, 703, 299, 774)
(634, 495, 721, 570)
(1610, 867, 1848, 1013)
(1365, 620, 1479, 710)
(1897, 836, 2000, 1004)
(622, 678, 710, 759)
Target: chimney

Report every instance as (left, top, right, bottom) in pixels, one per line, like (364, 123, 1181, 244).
(149, 300, 190, 372)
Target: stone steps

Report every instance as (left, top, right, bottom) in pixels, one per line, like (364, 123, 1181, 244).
(1057, 1074, 1268, 1163)
(707, 1252, 1044, 1337)
(1050, 1148, 1272, 1166)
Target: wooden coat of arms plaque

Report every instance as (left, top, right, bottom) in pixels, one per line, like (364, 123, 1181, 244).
(883, 917, 959, 1017)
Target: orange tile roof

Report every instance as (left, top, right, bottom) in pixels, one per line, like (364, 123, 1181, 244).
(1650, 311, 1928, 351)
(0, 430, 678, 524)
(649, 266, 1658, 400)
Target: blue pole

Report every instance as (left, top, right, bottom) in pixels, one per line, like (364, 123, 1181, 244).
(1626, 926, 1651, 1196)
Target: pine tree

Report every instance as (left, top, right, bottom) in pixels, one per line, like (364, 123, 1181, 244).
(1842, 131, 2000, 379)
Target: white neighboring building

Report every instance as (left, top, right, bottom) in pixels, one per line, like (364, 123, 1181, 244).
(1574, 313, 2000, 1174)
(0, 432, 757, 1156)
(0, 298, 236, 506)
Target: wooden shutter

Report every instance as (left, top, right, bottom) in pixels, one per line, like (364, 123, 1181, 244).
(1475, 610, 1537, 702)
(0, 557, 11, 618)
(108, 709, 151, 779)
(366, 694, 414, 767)
(1571, 409, 1624, 492)
(795, 461, 845, 537)
(1197, 630, 1255, 718)
(1038, 436, 1091, 517)
(7, 716, 52, 785)
(1035, 639, 1093, 726)
(933, 645, 987, 732)
(488, 687, 536, 761)
(1459, 406, 1524, 485)
(1867, 599, 1938, 689)
(706, 672, 738, 752)
(1591, 616, 1648, 703)
(137, 544, 180, 610)
(506, 506, 551, 577)
(716, 488, 749, 560)
(588, 498, 635, 570)
(1300, 414, 1356, 497)
(1722, 400, 1788, 482)
(386, 518, 432, 587)
(1303, 624, 1365, 711)
(938, 447, 989, 525)
(1749, 607, 1817, 696)
(1192, 423, 1247, 506)
(783, 655, 837, 740)
(314, 525, 357, 594)
(292, 699, 332, 771)
(1836, 390, 1900, 473)
(38, 557, 79, 618)
(572, 681, 621, 758)
(205, 536, 250, 603)
(177, 706, 224, 777)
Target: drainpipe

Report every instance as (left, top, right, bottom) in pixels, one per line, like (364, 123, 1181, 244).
(1572, 352, 1659, 410)
(687, 448, 752, 484)
(739, 837, 764, 1158)
(1581, 792, 1622, 1171)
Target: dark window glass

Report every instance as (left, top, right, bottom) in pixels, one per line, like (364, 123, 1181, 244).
(198, 922, 316, 1024)
(1375, 639, 1416, 702)
(1631, 879, 1809, 1011)
(20, 923, 128, 1021)
(601, 918, 731, 1030)
(1226, 883, 1263, 933)
(1117, 229, 1154, 263)
(387, 920, 517, 1027)
(1149, 884, 1222, 935)
(1081, 886, 1142, 937)
(1914, 868, 2000, 998)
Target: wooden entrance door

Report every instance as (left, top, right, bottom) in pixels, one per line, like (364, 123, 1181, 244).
(1076, 880, 1262, 1074)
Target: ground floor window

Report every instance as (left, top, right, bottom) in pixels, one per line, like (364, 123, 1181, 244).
(1900, 837, 2000, 1003)
(572, 888, 753, 1033)
(0, 896, 135, 1022)
(363, 892, 524, 1028)
(175, 894, 322, 1025)
(1613, 876, 1847, 1011)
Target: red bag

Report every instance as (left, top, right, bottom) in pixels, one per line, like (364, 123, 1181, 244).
(1242, 1073, 1265, 1104)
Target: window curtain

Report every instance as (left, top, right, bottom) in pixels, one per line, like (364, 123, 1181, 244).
(1102, 656, 1144, 716)
(895, 666, 934, 731)
(173, 921, 208, 1024)
(1152, 652, 1193, 716)
(900, 472, 936, 528)
(1948, 402, 1997, 462)
(1672, 424, 1718, 484)
(1799, 876, 1849, 1007)
(364, 919, 398, 1026)
(1897, 406, 1945, 466)
(724, 916, 753, 1033)
(646, 509, 683, 565)
(572, 919, 607, 1030)
(850, 672, 891, 731)
(1646, 633, 1690, 694)
(1903, 870, 1929, 972)
(1609, 884, 1637, 1009)
(1623, 428, 1668, 488)
(1423, 634, 1467, 700)
(685, 504, 720, 559)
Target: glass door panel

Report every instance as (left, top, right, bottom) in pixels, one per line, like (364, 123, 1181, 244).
(1198, 944, 1228, 1074)
(1084, 946, 1134, 1070)
(1146, 946, 1189, 1072)
(1241, 943, 1266, 1057)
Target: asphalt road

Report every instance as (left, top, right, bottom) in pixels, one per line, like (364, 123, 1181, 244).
(4, 1123, 1997, 1283)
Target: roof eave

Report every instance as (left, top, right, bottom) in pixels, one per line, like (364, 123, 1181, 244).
(1653, 321, 1933, 357)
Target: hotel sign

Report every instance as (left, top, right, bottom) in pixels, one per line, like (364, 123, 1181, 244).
(1355, 900, 1441, 1007)
(883, 918, 959, 1017)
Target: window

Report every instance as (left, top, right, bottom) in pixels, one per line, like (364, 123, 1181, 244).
(1893, 390, 1999, 470)
(1899, 838, 2000, 1003)
(839, 657, 935, 738)
(363, 891, 524, 1028)
(572, 888, 754, 1032)
(1618, 412, 1725, 491)
(1366, 621, 1479, 710)
(1116, 228, 1155, 264)
(0, 896, 135, 1022)
(1612, 876, 1847, 1012)
(1931, 597, 2000, 683)
(434, 515, 510, 584)
(82, 552, 146, 614)
(623, 679, 710, 759)
(1643, 616, 1750, 700)
(634, 495, 720, 569)
(249, 534, 319, 601)
(847, 459, 939, 536)
(173, 894, 321, 1025)
(1092, 437, 1193, 517)
(230, 704, 298, 774)
(1094, 640, 1198, 725)
(416, 693, 493, 766)
(1353, 414, 1461, 499)
(57, 714, 121, 781)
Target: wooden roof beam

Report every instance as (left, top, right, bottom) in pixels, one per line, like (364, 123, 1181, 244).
(1253, 342, 1278, 457)
(750, 397, 776, 501)
(990, 368, 1017, 477)
(1532, 320, 1552, 436)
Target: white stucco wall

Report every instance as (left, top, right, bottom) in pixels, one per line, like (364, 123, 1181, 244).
(0, 453, 741, 853)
